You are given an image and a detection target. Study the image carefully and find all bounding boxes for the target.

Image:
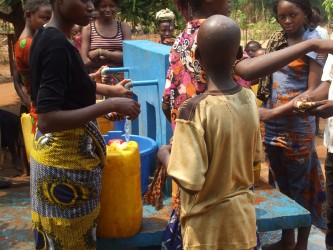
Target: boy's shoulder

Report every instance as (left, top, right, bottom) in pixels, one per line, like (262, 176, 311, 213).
(178, 87, 252, 122)
(178, 93, 209, 122)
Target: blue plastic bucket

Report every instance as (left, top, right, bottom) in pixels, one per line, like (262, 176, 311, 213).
(103, 131, 157, 195)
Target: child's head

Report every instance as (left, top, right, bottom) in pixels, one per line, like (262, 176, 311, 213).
(254, 48, 265, 57)
(156, 9, 175, 43)
(196, 15, 241, 76)
(24, 0, 52, 33)
(273, 0, 312, 35)
(244, 41, 262, 58)
(94, 0, 121, 20)
(173, 0, 231, 21)
(72, 25, 82, 38)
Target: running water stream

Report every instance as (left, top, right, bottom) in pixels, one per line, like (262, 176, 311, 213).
(124, 118, 130, 143)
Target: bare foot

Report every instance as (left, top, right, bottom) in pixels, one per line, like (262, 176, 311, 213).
(262, 240, 296, 250)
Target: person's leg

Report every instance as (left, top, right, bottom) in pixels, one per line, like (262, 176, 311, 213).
(262, 145, 296, 250)
(0, 109, 21, 167)
(325, 152, 333, 249)
(261, 229, 295, 250)
(315, 116, 323, 137)
(295, 226, 311, 250)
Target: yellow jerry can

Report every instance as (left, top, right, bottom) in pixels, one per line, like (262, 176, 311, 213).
(97, 116, 114, 135)
(20, 113, 34, 163)
(97, 141, 143, 238)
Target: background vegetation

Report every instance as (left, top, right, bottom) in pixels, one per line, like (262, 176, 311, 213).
(0, 0, 332, 43)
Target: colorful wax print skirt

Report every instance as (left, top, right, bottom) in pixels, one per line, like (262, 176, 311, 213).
(30, 121, 106, 250)
(265, 137, 327, 229)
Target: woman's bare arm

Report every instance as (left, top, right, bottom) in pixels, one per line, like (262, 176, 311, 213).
(235, 39, 332, 81)
(38, 97, 140, 133)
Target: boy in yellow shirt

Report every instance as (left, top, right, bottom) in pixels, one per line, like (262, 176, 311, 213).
(167, 15, 262, 250)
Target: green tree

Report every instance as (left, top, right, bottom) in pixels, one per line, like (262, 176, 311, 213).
(323, 0, 333, 22)
(118, 0, 184, 34)
(0, 0, 24, 41)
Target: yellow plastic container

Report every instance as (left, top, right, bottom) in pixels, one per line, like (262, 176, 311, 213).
(20, 113, 34, 163)
(253, 162, 261, 187)
(251, 84, 263, 107)
(97, 116, 114, 135)
(97, 141, 143, 238)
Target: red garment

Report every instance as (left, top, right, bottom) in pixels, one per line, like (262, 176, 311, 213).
(14, 37, 38, 133)
(14, 38, 32, 95)
(73, 34, 82, 52)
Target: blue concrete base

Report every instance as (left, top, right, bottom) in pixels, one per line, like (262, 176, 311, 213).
(0, 182, 312, 249)
(100, 189, 311, 248)
(255, 189, 311, 232)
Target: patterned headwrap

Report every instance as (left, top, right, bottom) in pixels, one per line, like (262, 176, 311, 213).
(156, 8, 176, 22)
(257, 30, 288, 103)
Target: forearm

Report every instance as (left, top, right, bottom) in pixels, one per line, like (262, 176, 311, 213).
(14, 85, 30, 103)
(269, 100, 295, 119)
(37, 99, 120, 133)
(306, 81, 330, 101)
(235, 39, 318, 80)
(96, 82, 130, 97)
(100, 49, 123, 64)
(82, 54, 105, 69)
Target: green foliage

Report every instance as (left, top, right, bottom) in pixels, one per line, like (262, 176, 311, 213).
(118, 0, 185, 35)
(323, 0, 333, 21)
(247, 21, 280, 42)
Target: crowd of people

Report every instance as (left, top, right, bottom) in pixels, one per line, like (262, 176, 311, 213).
(1, 0, 333, 249)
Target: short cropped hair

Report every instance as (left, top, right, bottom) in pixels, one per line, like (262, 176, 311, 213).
(24, 0, 50, 12)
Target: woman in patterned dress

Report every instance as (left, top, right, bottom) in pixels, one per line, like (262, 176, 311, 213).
(259, 1, 327, 249)
(29, 0, 140, 249)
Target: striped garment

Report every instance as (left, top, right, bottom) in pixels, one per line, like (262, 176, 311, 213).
(90, 21, 123, 54)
